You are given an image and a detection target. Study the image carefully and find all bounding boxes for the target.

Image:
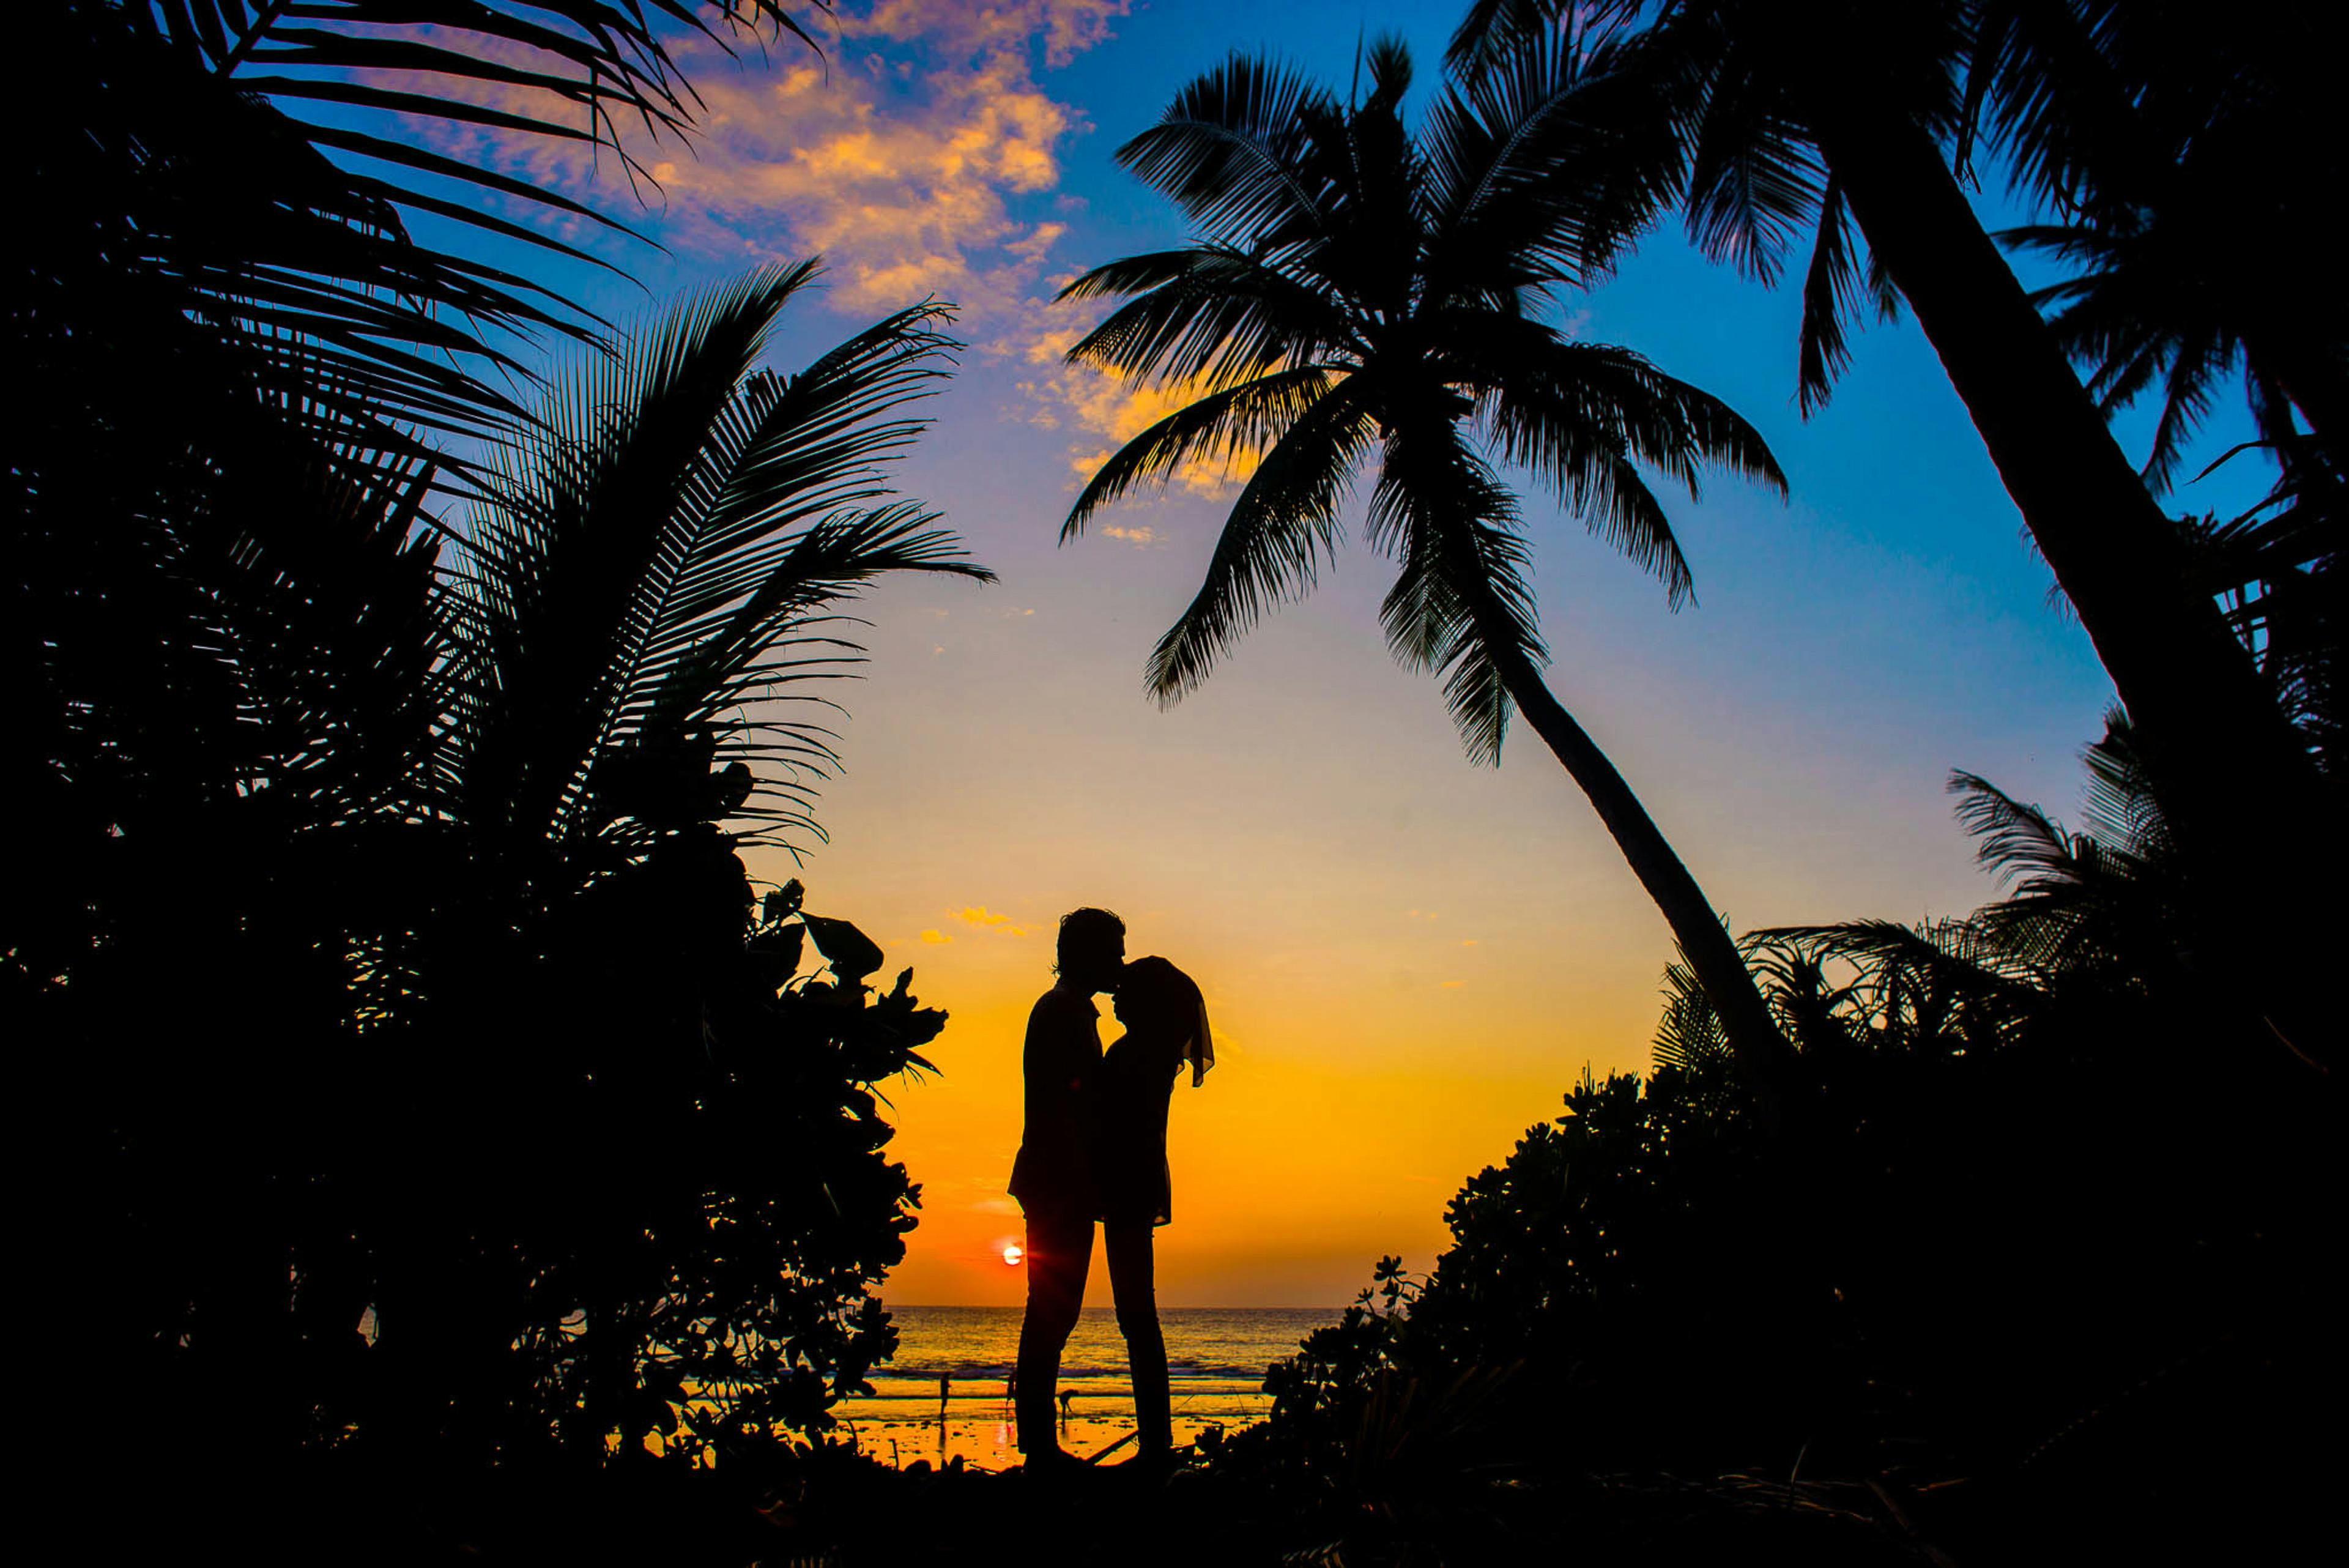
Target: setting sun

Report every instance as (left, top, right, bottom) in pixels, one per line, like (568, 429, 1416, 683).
(1002, 1246, 1023, 1267)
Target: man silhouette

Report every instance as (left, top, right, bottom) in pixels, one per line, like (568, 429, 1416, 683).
(1009, 907, 1125, 1466)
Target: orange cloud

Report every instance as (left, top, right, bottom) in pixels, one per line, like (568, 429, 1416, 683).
(952, 906, 1031, 937)
(379, 4, 1127, 318)
(920, 929, 952, 944)
(1012, 308, 1263, 502)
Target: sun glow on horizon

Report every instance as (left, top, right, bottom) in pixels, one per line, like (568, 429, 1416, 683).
(1002, 1244, 1023, 1267)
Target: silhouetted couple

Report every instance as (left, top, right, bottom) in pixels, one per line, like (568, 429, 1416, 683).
(1009, 908, 1213, 1471)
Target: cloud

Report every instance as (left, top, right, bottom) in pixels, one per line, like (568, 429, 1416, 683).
(952, 905, 1031, 937)
(389, 3, 1129, 319)
(1440, 980, 1466, 990)
(1008, 308, 1262, 500)
(842, 1, 1130, 70)
(920, 928, 952, 944)
(1100, 524, 1158, 545)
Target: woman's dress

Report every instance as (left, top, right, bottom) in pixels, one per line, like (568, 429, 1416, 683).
(1087, 1027, 1184, 1225)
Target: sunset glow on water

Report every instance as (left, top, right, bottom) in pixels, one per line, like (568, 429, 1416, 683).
(845, 1306, 1338, 1470)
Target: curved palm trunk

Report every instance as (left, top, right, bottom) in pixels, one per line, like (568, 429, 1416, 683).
(1480, 629, 1793, 1104)
(1795, 67, 2338, 1071)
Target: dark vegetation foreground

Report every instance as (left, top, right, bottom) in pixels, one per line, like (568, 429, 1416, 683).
(19, 4, 2339, 1564)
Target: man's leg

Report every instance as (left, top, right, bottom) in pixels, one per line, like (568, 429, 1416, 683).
(1104, 1217, 1170, 1456)
(1013, 1203, 1093, 1457)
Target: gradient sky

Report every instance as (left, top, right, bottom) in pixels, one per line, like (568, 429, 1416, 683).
(394, 0, 2271, 1306)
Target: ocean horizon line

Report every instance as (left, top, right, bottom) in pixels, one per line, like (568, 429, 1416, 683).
(879, 1302, 1349, 1312)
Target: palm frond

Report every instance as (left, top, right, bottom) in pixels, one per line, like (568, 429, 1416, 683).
(1947, 770, 2084, 895)
(1471, 330, 1785, 607)
(1795, 174, 1864, 416)
(50, 4, 818, 453)
(2079, 710, 2172, 862)
(1064, 368, 1345, 544)
(1140, 378, 1378, 700)
(1423, 18, 1675, 295)
(449, 264, 983, 862)
(1059, 247, 1364, 393)
(1676, 38, 1827, 286)
(1116, 54, 1338, 248)
(1652, 949, 1731, 1076)
(1370, 418, 1545, 764)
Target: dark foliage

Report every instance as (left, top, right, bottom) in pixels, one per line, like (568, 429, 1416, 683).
(1213, 725, 2335, 1564)
(20, 272, 981, 1490)
(12, 13, 989, 1553)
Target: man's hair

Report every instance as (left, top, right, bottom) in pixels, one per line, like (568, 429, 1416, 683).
(1056, 907, 1125, 971)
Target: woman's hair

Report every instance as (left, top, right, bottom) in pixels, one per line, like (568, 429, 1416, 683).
(1117, 955, 1203, 1030)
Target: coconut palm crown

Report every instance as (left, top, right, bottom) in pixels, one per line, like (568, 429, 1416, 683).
(1059, 38, 1795, 1083)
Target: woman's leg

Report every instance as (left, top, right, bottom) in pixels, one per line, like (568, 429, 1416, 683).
(1103, 1216, 1170, 1455)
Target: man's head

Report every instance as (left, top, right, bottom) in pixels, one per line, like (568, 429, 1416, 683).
(1056, 907, 1126, 994)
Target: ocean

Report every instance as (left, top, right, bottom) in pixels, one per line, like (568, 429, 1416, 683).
(847, 1306, 1340, 1470)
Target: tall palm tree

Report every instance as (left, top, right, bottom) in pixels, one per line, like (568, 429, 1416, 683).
(1451, 1, 2338, 1070)
(1059, 41, 1795, 1085)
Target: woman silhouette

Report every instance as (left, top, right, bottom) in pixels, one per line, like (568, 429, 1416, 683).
(1089, 956, 1213, 1466)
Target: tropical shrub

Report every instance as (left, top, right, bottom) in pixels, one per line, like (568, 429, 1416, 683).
(1237, 723, 2331, 1559)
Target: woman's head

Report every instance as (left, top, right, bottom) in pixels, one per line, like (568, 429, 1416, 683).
(1113, 955, 1201, 1032)
(1115, 957, 1216, 1085)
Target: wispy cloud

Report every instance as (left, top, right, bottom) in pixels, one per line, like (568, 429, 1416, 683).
(951, 905, 1032, 937)
(920, 928, 952, 944)
(1009, 310, 1259, 500)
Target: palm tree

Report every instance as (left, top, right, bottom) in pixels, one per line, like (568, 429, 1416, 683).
(444, 262, 992, 877)
(1058, 41, 1795, 1086)
(1983, 1, 2343, 486)
(1451, 0, 2338, 1069)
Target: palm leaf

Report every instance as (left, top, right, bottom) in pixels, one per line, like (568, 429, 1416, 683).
(1063, 367, 1346, 543)
(1471, 329, 1784, 607)
(448, 264, 987, 864)
(50, 2, 817, 455)
(1140, 376, 1378, 700)
(1116, 53, 1338, 248)
(1422, 19, 1675, 298)
(1059, 247, 1365, 393)
(1369, 417, 1546, 764)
